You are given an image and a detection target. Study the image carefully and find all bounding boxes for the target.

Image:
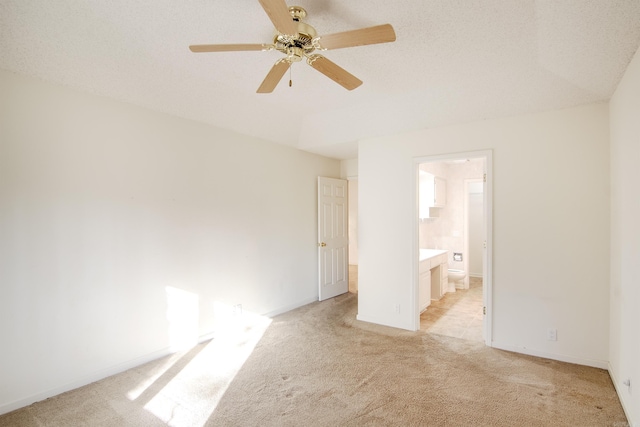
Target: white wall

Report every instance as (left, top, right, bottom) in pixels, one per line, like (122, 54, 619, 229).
(340, 158, 358, 179)
(348, 180, 359, 265)
(609, 45, 640, 425)
(358, 103, 610, 368)
(0, 69, 340, 414)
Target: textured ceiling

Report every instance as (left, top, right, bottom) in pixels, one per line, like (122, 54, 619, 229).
(2, 1, 640, 159)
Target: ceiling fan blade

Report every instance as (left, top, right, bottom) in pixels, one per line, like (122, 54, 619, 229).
(257, 59, 291, 93)
(189, 44, 271, 53)
(307, 54, 362, 91)
(258, 0, 298, 35)
(318, 24, 396, 50)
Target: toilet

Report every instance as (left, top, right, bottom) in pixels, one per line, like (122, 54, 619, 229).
(447, 269, 466, 291)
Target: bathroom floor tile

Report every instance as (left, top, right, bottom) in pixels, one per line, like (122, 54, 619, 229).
(421, 280, 484, 342)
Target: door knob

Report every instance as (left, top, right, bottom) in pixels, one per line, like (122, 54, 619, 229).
(319, 242, 327, 247)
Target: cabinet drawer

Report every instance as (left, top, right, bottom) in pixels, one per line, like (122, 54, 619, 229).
(419, 259, 431, 273)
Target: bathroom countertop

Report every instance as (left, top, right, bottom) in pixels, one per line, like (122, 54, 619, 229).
(419, 248, 448, 262)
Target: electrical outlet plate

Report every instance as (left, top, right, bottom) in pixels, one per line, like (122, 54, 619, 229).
(547, 328, 557, 341)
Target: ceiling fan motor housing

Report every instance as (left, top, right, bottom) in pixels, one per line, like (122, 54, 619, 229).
(273, 7, 317, 62)
(288, 6, 307, 21)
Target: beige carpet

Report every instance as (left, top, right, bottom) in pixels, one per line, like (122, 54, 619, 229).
(0, 293, 628, 426)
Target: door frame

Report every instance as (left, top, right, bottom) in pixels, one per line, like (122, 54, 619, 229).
(411, 150, 493, 346)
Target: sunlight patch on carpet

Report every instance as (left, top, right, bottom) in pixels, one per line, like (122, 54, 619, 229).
(130, 297, 272, 426)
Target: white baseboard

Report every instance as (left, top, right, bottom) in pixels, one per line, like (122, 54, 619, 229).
(608, 363, 635, 427)
(356, 313, 414, 331)
(262, 296, 318, 318)
(491, 341, 608, 370)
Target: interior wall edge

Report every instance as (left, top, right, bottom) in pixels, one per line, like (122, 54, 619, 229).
(608, 362, 635, 426)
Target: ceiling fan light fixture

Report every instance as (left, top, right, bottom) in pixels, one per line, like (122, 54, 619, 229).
(286, 46, 305, 62)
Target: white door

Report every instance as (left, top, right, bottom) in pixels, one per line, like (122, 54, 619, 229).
(318, 177, 349, 301)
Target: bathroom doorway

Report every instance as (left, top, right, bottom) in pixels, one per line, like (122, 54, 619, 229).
(414, 151, 492, 345)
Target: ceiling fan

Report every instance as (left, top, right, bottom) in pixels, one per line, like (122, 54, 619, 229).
(189, 0, 396, 93)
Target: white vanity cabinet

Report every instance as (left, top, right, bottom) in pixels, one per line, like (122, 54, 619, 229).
(419, 259, 431, 312)
(430, 254, 448, 300)
(419, 171, 446, 218)
(419, 249, 449, 309)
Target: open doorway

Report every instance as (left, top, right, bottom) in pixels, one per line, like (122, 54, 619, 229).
(414, 152, 492, 345)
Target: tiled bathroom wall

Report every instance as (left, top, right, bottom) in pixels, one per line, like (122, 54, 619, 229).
(419, 158, 484, 272)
